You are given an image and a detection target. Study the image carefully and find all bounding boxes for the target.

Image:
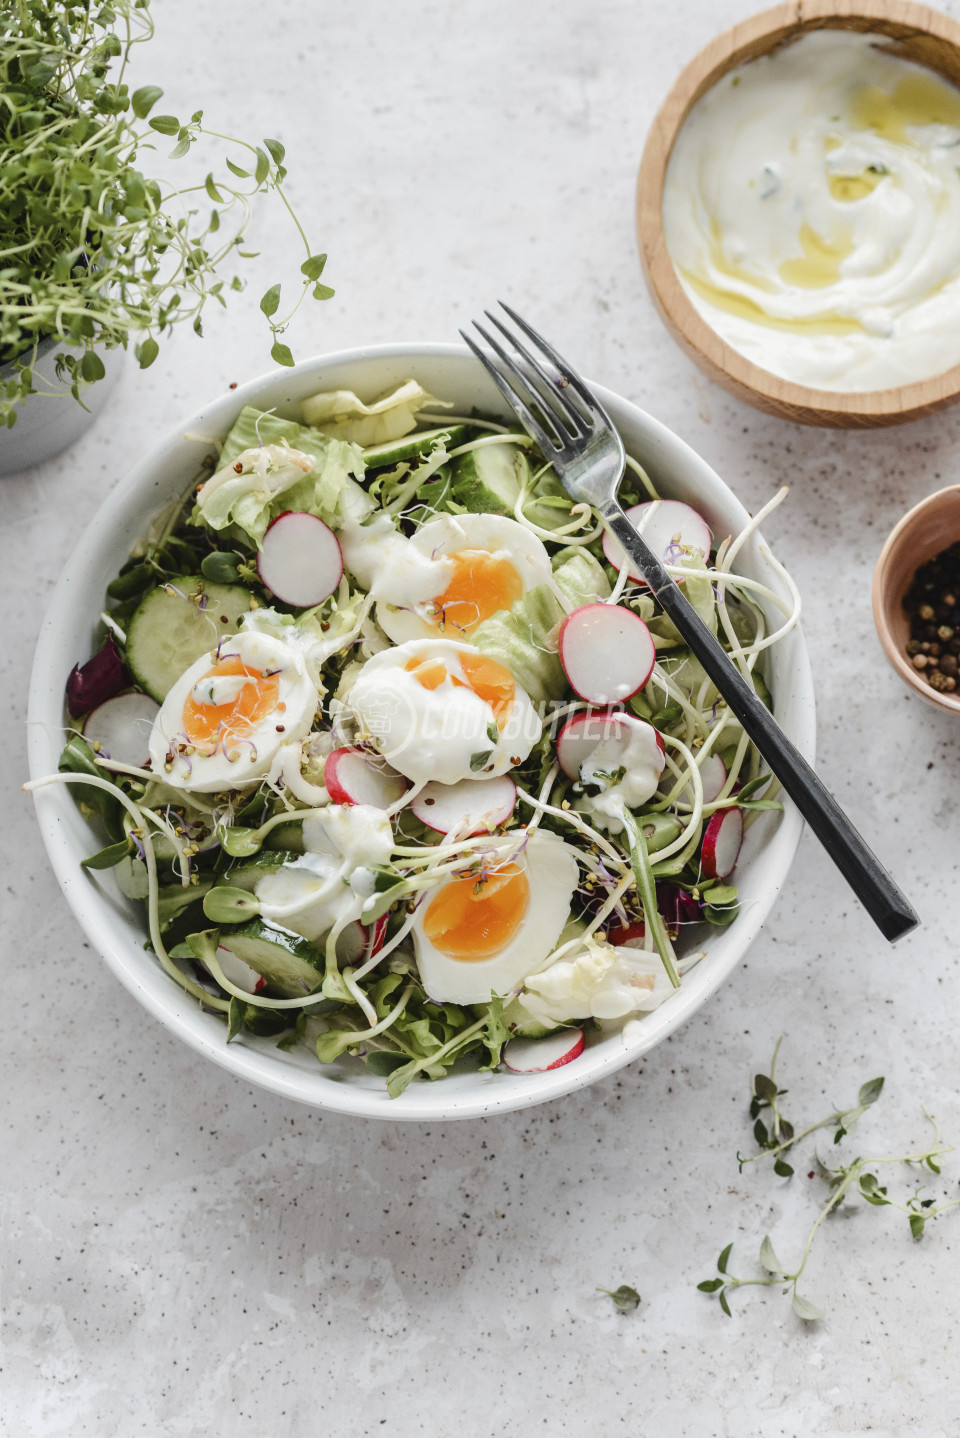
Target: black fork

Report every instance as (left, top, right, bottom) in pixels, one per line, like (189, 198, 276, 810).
(461, 303, 919, 944)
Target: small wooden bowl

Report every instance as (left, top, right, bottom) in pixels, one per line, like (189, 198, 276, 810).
(873, 486, 960, 713)
(636, 0, 960, 428)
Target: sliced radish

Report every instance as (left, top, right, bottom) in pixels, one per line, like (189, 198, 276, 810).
(557, 708, 639, 778)
(701, 807, 744, 880)
(557, 710, 664, 799)
(336, 920, 368, 966)
(411, 774, 516, 835)
(324, 747, 409, 809)
(209, 944, 267, 995)
(257, 511, 343, 608)
(558, 604, 656, 705)
(680, 752, 726, 806)
(367, 914, 389, 956)
(607, 921, 646, 948)
(82, 691, 161, 768)
(602, 500, 712, 583)
(503, 1028, 585, 1073)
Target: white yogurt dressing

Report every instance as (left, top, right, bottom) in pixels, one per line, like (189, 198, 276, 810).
(254, 804, 393, 942)
(578, 720, 665, 834)
(662, 31, 960, 391)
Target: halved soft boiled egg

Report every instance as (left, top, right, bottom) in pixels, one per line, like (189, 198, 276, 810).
(412, 830, 579, 1004)
(345, 638, 542, 786)
(149, 630, 317, 792)
(342, 513, 553, 645)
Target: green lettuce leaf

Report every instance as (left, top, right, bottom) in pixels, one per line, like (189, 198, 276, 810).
(300, 380, 447, 446)
(551, 546, 611, 606)
(473, 584, 566, 702)
(196, 406, 373, 545)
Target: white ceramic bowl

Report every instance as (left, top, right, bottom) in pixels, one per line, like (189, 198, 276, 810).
(28, 344, 814, 1121)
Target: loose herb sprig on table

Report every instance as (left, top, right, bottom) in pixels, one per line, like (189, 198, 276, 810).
(1, 0, 330, 425)
(596, 1284, 641, 1314)
(698, 1042, 960, 1322)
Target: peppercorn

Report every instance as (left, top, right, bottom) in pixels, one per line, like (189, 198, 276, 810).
(902, 540, 960, 691)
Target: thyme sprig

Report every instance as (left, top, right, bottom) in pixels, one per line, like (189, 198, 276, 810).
(1, 0, 329, 424)
(698, 1043, 960, 1322)
(740, 1034, 885, 1176)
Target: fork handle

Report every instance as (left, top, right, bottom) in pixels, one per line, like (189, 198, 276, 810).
(601, 503, 919, 944)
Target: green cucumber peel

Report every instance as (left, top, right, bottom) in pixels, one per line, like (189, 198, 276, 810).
(157, 880, 212, 931)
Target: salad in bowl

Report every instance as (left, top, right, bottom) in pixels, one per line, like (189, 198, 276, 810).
(27, 346, 812, 1119)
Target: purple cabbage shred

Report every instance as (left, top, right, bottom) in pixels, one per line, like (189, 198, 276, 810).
(66, 637, 127, 719)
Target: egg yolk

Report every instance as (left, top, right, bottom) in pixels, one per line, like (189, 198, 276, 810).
(404, 650, 515, 730)
(429, 550, 523, 635)
(182, 655, 280, 748)
(423, 862, 531, 960)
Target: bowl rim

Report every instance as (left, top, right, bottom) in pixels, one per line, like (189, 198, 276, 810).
(27, 340, 814, 1120)
(635, 0, 960, 428)
(872, 482, 960, 713)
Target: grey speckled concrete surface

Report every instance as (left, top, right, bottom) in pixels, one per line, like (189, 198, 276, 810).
(3, 2, 959, 1434)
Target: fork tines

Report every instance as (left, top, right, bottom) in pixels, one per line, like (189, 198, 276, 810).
(460, 302, 594, 454)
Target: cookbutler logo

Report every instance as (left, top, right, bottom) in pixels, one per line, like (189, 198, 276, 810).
(353, 696, 598, 772)
(358, 692, 403, 737)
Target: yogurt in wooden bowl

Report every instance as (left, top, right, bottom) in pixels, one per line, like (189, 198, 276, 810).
(637, 1, 960, 427)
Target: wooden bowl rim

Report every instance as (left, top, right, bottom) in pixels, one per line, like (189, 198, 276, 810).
(872, 484, 960, 712)
(636, 0, 960, 428)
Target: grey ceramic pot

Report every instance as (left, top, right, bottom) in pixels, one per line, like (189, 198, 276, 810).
(0, 334, 124, 477)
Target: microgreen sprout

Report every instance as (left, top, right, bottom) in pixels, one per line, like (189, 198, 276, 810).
(698, 1042, 960, 1322)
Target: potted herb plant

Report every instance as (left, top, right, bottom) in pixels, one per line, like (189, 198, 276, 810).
(0, 0, 330, 475)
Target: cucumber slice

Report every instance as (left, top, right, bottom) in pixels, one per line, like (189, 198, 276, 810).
(126, 576, 252, 701)
(219, 852, 294, 891)
(221, 919, 325, 998)
(362, 425, 467, 469)
(451, 442, 530, 514)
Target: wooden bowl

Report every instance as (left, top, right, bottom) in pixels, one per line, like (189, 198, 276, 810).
(873, 485, 960, 713)
(636, 0, 960, 428)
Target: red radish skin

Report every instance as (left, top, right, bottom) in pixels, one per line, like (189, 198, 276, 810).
(257, 511, 343, 608)
(212, 945, 267, 994)
(607, 921, 646, 948)
(324, 747, 409, 809)
(503, 1028, 585, 1073)
(411, 775, 516, 834)
(557, 709, 632, 779)
(602, 500, 712, 584)
(558, 604, 656, 705)
(82, 691, 161, 769)
(701, 808, 744, 880)
(367, 914, 389, 955)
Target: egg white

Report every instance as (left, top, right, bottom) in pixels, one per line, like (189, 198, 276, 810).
(412, 830, 580, 1004)
(344, 637, 542, 786)
(149, 630, 317, 792)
